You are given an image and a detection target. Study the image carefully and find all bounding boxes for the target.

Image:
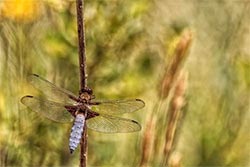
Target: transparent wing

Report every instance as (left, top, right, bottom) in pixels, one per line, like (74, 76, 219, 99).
(21, 95, 74, 123)
(28, 74, 78, 104)
(87, 114, 141, 133)
(90, 99, 145, 115)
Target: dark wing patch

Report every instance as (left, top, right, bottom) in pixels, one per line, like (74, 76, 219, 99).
(21, 95, 74, 123)
(90, 99, 145, 115)
(86, 114, 141, 133)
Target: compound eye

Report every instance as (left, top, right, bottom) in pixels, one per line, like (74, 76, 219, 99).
(80, 87, 93, 95)
(87, 88, 93, 94)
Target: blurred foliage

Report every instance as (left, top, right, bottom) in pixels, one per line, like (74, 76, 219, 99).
(0, 0, 250, 167)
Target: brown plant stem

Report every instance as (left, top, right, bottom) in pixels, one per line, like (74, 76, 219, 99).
(139, 116, 155, 167)
(80, 125, 87, 167)
(76, 0, 87, 91)
(160, 30, 192, 99)
(163, 72, 187, 165)
(76, 0, 87, 167)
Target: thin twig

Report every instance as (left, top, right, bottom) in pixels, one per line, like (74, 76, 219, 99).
(76, 0, 87, 167)
(139, 116, 155, 167)
(159, 30, 192, 99)
(76, 0, 87, 91)
(163, 72, 187, 165)
(80, 126, 88, 167)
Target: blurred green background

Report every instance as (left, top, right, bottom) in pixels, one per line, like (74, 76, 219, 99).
(0, 0, 249, 166)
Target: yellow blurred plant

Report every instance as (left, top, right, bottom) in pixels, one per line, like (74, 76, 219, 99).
(140, 30, 192, 167)
(0, 0, 41, 22)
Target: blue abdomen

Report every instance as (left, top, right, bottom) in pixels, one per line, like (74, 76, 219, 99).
(69, 114, 85, 153)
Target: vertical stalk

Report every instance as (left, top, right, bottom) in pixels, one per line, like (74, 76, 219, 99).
(163, 72, 187, 165)
(80, 125, 87, 167)
(76, 0, 87, 167)
(76, 0, 87, 91)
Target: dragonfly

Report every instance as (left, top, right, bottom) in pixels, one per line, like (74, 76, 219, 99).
(21, 74, 145, 153)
